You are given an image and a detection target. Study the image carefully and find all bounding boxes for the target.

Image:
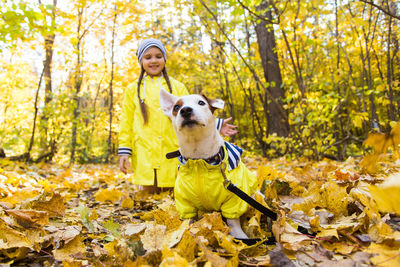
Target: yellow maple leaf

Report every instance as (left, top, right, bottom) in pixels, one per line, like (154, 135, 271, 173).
(368, 243, 400, 266)
(103, 239, 119, 256)
(363, 133, 390, 154)
(369, 172, 400, 215)
(175, 231, 197, 262)
(316, 228, 338, 239)
(190, 213, 230, 247)
(160, 247, 190, 267)
(1, 247, 29, 260)
(368, 221, 400, 243)
(163, 220, 190, 249)
(52, 235, 86, 262)
(214, 230, 245, 254)
(360, 153, 380, 174)
(121, 197, 134, 209)
(31, 193, 66, 217)
(94, 187, 123, 203)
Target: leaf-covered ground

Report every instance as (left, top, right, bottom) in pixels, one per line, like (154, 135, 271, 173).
(0, 154, 399, 266)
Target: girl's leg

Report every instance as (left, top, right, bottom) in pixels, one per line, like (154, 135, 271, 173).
(140, 170, 174, 193)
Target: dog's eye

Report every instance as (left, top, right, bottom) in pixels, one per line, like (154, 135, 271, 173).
(173, 104, 180, 112)
(198, 100, 206, 106)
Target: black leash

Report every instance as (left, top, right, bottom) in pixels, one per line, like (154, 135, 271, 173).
(166, 149, 313, 245)
(218, 156, 277, 220)
(225, 182, 277, 220)
(218, 156, 315, 238)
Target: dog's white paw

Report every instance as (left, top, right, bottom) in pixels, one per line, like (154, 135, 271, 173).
(226, 218, 248, 239)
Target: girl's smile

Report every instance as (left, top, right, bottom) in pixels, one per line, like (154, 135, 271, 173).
(141, 47, 165, 77)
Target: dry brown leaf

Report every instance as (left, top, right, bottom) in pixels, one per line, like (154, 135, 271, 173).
(195, 236, 229, 267)
(164, 219, 190, 249)
(175, 230, 197, 262)
(0, 220, 32, 249)
(190, 213, 230, 247)
(31, 193, 66, 217)
(52, 235, 86, 262)
(124, 223, 147, 237)
(368, 243, 400, 266)
(141, 223, 166, 252)
(43, 225, 82, 248)
(279, 222, 312, 251)
(5, 209, 49, 228)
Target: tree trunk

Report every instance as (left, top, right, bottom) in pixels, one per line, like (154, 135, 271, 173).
(40, 0, 57, 157)
(106, 3, 117, 163)
(70, 7, 84, 163)
(387, 0, 395, 121)
(254, 0, 288, 137)
(26, 67, 45, 161)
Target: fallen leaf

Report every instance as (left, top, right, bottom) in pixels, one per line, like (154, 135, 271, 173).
(94, 187, 123, 203)
(5, 209, 49, 228)
(368, 243, 400, 266)
(53, 235, 86, 262)
(164, 219, 190, 249)
(369, 172, 400, 215)
(141, 223, 166, 252)
(160, 247, 190, 267)
(31, 193, 66, 217)
(124, 223, 147, 237)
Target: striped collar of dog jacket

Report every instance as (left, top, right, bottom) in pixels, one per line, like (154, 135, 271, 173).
(178, 141, 243, 171)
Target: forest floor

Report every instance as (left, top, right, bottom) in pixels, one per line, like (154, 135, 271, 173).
(0, 154, 399, 266)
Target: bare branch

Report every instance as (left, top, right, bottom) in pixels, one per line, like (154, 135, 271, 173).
(198, 0, 288, 122)
(359, 0, 400, 20)
(236, 0, 277, 24)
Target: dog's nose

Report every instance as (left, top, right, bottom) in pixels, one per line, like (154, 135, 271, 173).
(180, 107, 193, 118)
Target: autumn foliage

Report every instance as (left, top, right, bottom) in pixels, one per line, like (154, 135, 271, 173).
(0, 147, 400, 266)
(1, 0, 400, 266)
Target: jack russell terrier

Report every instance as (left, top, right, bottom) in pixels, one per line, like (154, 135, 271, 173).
(159, 88, 258, 239)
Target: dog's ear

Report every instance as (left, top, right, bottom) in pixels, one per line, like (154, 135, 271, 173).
(201, 94, 225, 113)
(159, 88, 178, 118)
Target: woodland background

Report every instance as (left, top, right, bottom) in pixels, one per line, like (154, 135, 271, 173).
(1, 1, 400, 266)
(1, 0, 399, 163)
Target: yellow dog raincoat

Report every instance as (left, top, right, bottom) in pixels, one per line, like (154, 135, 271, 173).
(174, 142, 258, 219)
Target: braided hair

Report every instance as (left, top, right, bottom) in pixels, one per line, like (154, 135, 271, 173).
(137, 67, 173, 124)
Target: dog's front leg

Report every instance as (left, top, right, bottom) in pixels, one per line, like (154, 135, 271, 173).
(226, 218, 248, 239)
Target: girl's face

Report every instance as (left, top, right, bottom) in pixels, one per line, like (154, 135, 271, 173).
(141, 47, 165, 77)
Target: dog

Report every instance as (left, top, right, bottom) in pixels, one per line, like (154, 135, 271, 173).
(159, 88, 258, 239)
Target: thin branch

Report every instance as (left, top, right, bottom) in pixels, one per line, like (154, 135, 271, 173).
(236, 0, 277, 24)
(359, 0, 400, 20)
(198, 0, 288, 122)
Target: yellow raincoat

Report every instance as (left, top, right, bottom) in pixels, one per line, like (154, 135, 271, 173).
(174, 146, 258, 219)
(118, 75, 188, 187)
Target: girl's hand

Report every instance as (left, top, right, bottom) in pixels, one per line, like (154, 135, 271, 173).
(220, 117, 238, 137)
(119, 155, 131, 174)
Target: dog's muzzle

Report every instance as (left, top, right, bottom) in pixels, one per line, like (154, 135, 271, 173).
(180, 106, 199, 127)
(180, 106, 193, 119)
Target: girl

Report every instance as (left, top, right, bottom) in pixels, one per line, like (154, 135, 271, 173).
(118, 38, 237, 192)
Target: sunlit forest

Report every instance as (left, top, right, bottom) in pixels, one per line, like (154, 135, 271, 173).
(1, 0, 400, 266)
(1, 0, 398, 163)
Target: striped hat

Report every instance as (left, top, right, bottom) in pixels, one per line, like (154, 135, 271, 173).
(136, 38, 167, 63)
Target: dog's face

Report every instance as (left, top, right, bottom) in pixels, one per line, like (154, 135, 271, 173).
(159, 89, 224, 132)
